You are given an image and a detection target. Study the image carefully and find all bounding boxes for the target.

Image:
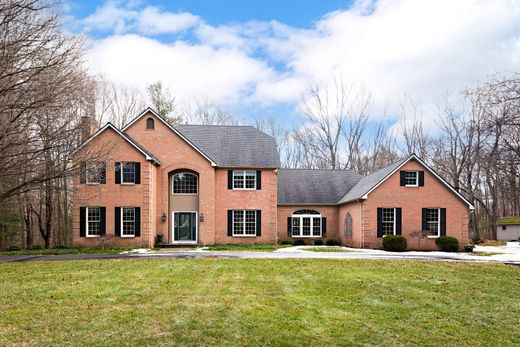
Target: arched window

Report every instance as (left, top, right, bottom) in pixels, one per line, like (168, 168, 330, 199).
(291, 209, 322, 237)
(344, 212, 353, 238)
(146, 117, 154, 130)
(172, 172, 198, 194)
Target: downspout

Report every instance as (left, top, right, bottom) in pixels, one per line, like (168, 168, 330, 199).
(360, 200, 364, 249)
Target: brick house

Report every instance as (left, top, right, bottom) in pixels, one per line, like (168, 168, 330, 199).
(72, 108, 474, 250)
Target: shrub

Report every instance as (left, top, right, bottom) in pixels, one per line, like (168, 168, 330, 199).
(325, 239, 341, 246)
(518, 237, 520, 244)
(6, 246, 21, 251)
(314, 239, 324, 246)
(280, 239, 294, 245)
(464, 244, 475, 252)
(293, 239, 306, 246)
(435, 236, 460, 252)
(29, 245, 43, 250)
(155, 234, 163, 244)
(382, 235, 407, 252)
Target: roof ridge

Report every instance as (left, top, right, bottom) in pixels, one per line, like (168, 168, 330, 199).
(175, 124, 255, 128)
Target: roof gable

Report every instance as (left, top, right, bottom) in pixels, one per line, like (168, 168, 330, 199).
(72, 123, 160, 164)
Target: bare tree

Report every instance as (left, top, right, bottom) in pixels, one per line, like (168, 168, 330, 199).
(183, 98, 238, 125)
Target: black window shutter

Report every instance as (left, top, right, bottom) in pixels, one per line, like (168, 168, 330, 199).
(256, 210, 261, 236)
(395, 208, 402, 235)
(80, 162, 86, 184)
(227, 210, 233, 236)
(100, 207, 106, 235)
(418, 171, 424, 186)
(227, 170, 233, 189)
(115, 162, 121, 184)
(135, 162, 141, 184)
(100, 162, 106, 184)
(135, 207, 141, 237)
(440, 208, 446, 236)
(287, 217, 292, 237)
(322, 217, 327, 236)
(400, 171, 406, 186)
(422, 208, 428, 231)
(79, 207, 86, 237)
(377, 208, 383, 238)
(256, 170, 262, 190)
(115, 207, 121, 237)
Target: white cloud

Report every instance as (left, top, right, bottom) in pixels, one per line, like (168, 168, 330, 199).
(83, 0, 520, 124)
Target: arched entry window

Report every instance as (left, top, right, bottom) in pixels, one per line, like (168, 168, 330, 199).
(172, 172, 198, 194)
(146, 117, 154, 130)
(291, 210, 322, 237)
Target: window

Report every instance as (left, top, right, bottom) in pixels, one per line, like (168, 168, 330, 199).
(146, 117, 154, 130)
(172, 172, 198, 194)
(233, 170, 256, 189)
(121, 162, 136, 184)
(292, 210, 322, 237)
(121, 207, 135, 237)
(425, 208, 440, 237)
(86, 207, 101, 237)
(381, 208, 396, 236)
(233, 210, 256, 236)
(86, 162, 105, 184)
(404, 171, 418, 186)
(502, 225, 507, 231)
(344, 213, 353, 238)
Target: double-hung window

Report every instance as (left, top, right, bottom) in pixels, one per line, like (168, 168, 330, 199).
(381, 208, 396, 236)
(86, 207, 101, 237)
(291, 210, 322, 237)
(232, 210, 256, 236)
(404, 171, 418, 186)
(121, 162, 136, 184)
(425, 208, 440, 237)
(233, 170, 256, 190)
(85, 162, 105, 184)
(121, 207, 136, 237)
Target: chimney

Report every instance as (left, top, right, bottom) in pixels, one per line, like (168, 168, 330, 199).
(80, 116, 93, 143)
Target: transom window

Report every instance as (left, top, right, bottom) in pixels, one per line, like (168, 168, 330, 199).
(233, 210, 256, 236)
(404, 171, 418, 186)
(86, 162, 105, 184)
(425, 208, 440, 237)
(121, 207, 135, 237)
(86, 207, 101, 237)
(172, 172, 198, 194)
(381, 208, 396, 236)
(146, 117, 154, 130)
(121, 162, 136, 184)
(233, 170, 256, 189)
(292, 210, 322, 237)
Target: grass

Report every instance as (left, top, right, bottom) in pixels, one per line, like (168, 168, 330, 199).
(304, 247, 354, 253)
(1, 259, 520, 346)
(0, 247, 153, 256)
(480, 240, 507, 247)
(204, 244, 291, 252)
(473, 252, 504, 257)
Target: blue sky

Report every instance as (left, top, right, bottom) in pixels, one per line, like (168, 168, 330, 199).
(66, 0, 520, 130)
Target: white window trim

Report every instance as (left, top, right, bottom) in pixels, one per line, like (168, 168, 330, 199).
(291, 214, 322, 238)
(426, 208, 441, 238)
(381, 207, 396, 236)
(86, 207, 101, 238)
(232, 170, 257, 190)
(172, 211, 198, 244)
(85, 162, 103, 185)
(171, 172, 198, 195)
(121, 207, 136, 238)
(232, 210, 257, 237)
(121, 162, 136, 185)
(404, 170, 419, 187)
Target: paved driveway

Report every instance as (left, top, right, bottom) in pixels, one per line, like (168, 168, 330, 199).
(1, 244, 520, 265)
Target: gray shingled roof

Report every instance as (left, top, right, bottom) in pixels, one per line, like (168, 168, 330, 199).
(278, 169, 362, 204)
(337, 156, 409, 204)
(121, 132, 161, 165)
(174, 125, 281, 168)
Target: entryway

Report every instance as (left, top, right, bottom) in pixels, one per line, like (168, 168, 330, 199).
(173, 212, 197, 243)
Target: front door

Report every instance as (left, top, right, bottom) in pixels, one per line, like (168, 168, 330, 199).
(173, 212, 197, 243)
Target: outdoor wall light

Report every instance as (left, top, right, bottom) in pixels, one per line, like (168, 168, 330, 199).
(199, 213, 204, 222)
(161, 212, 167, 222)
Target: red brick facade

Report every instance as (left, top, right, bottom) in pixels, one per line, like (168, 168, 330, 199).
(73, 110, 471, 250)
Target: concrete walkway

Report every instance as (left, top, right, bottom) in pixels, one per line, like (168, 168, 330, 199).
(1, 243, 520, 265)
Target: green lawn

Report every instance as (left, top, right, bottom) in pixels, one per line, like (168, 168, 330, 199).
(1, 259, 519, 346)
(304, 247, 354, 253)
(0, 247, 153, 256)
(204, 244, 291, 252)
